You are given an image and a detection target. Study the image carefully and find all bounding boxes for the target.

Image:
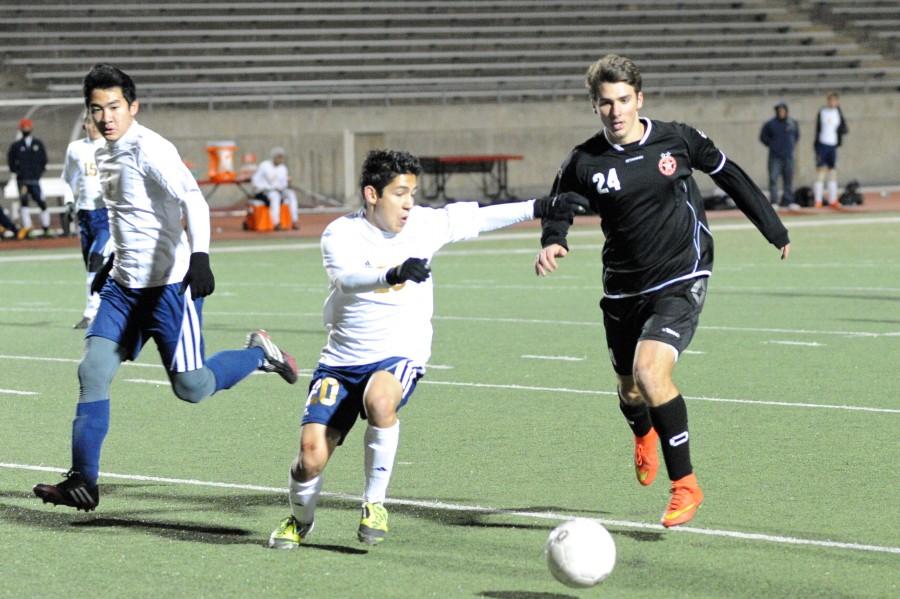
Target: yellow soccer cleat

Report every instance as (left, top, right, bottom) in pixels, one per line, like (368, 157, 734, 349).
(357, 502, 389, 545)
(267, 515, 314, 550)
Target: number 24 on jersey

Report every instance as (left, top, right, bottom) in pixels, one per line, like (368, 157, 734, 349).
(592, 168, 621, 195)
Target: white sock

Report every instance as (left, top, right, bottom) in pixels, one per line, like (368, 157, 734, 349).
(40, 209, 50, 229)
(21, 207, 32, 229)
(288, 473, 322, 525)
(268, 192, 281, 227)
(813, 181, 824, 205)
(85, 272, 100, 318)
(828, 180, 839, 204)
(363, 421, 400, 504)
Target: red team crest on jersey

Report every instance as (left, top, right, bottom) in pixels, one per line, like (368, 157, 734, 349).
(658, 152, 677, 176)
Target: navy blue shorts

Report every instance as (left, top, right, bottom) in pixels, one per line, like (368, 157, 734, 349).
(88, 280, 206, 373)
(815, 142, 838, 169)
(78, 208, 110, 264)
(302, 357, 424, 443)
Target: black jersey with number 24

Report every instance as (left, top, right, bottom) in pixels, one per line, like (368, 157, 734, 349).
(553, 118, 788, 298)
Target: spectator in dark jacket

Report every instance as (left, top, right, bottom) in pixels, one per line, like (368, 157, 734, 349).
(7, 117, 50, 236)
(759, 101, 800, 209)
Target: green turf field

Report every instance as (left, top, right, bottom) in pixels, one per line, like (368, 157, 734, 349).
(1, 212, 898, 598)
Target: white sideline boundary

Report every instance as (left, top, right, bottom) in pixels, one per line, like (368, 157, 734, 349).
(2, 353, 899, 414)
(1, 306, 898, 338)
(2, 462, 898, 557)
(2, 213, 900, 264)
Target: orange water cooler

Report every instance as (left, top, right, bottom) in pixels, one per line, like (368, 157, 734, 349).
(206, 141, 238, 182)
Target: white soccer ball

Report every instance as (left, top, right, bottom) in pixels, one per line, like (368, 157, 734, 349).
(544, 518, 616, 588)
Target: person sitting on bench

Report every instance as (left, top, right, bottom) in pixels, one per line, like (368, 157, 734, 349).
(251, 146, 299, 231)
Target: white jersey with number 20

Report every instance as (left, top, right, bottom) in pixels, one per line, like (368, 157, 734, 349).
(319, 200, 533, 368)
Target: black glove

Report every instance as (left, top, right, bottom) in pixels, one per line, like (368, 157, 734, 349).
(533, 191, 591, 220)
(181, 252, 216, 298)
(386, 257, 431, 285)
(65, 202, 77, 220)
(90, 253, 115, 294)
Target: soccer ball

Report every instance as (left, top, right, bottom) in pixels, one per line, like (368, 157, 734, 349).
(544, 518, 616, 588)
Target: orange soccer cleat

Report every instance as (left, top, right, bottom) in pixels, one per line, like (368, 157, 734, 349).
(661, 473, 704, 528)
(633, 428, 660, 487)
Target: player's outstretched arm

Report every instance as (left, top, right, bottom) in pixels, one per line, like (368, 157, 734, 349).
(533, 191, 591, 221)
(534, 243, 568, 277)
(710, 160, 789, 250)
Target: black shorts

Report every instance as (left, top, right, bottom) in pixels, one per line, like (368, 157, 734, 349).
(600, 277, 708, 376)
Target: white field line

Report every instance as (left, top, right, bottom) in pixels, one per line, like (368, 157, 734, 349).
(4, 280, 900, 294)
(2, 462, 897, 557)
(2, 305, 895, 338)
(0, 306, 322, 318)
(420, 379, 900, 414)
(124, 379, 169, 385)
(3, 353, 899, 414)
(765, 340, 826, 347)
(2, 213, 899, 264)
(521, 354, 586, 361)
(434, 315, 893, 338)
(0, 388, 38, 396)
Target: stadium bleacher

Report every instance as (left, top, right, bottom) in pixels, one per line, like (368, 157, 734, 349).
(804, 0, 900, 58)
(0, 0, 897, 105)
(1, 0, 897, 206)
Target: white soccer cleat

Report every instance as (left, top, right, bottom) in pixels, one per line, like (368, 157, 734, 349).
(245, 329, 298, 384)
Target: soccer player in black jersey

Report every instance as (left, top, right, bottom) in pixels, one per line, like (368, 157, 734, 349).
(535, 55, 791, 528)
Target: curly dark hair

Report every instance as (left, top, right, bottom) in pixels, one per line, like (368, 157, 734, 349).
(359, 149, 422, 198)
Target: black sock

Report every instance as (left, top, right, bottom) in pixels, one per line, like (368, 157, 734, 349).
(618, 394, 652, 437)
(649, 395, 693, 481)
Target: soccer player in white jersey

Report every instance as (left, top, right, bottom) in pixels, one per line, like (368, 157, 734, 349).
(251, 146, 299, 230)
(33, 64, 299, 513)
(813, 92, 849, 208)
(62, 114, 110, 329)
(267, 149, 587, 548)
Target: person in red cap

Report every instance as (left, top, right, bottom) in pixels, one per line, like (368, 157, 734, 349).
(7, 117, 50, 237)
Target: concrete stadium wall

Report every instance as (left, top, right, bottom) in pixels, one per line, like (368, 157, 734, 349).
(9, 92, 897, 208)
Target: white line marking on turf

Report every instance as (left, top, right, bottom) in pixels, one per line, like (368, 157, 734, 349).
(0, 307, 896, 339)
(425, 364, 454, 370)
(419, 380, 900, 414)
(765, 340, 825, 347)
(0, 354, 162, 368)
(3, 353, 898, 414)
(2, 214, 898, 264)
(0, 388, 38, 396)
(434, 315, 888, 338)
(3, 462, 897, 556)
(683, 350, 706, 355)
(124, 379, 169, 385)
(521, 354, 585, 362)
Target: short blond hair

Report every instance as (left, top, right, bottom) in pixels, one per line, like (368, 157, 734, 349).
(585, 54, 642, 103)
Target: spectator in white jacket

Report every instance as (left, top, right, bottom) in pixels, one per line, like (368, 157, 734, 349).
(251, 146, 299, 230)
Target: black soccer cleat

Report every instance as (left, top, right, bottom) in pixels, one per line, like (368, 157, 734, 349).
(73, 316, 92, 330)
(33, 469, 99, 512)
